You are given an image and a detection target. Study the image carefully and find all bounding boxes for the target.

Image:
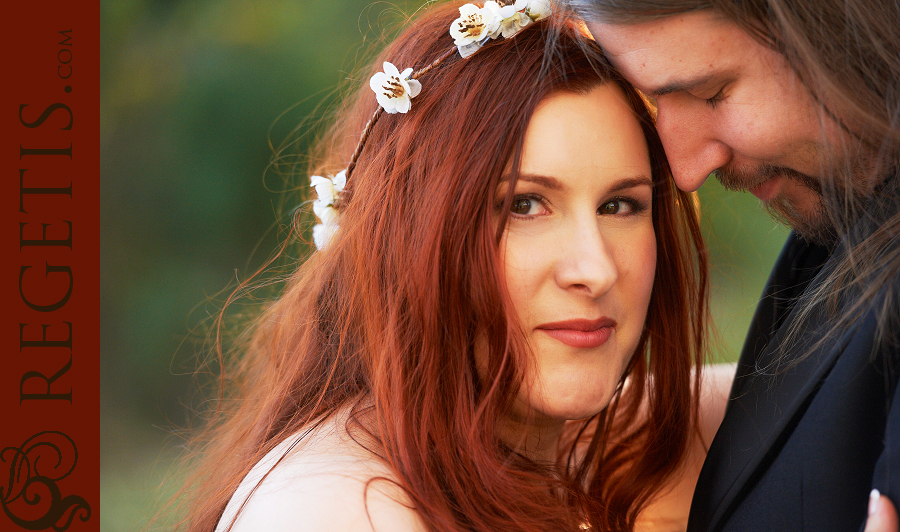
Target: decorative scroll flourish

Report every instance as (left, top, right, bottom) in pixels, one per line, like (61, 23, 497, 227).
(1, 431, 91, 530)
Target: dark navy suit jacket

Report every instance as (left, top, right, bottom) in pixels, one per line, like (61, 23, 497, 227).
(687, 232, 900, 532)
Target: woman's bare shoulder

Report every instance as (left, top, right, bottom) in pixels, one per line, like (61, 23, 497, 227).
(697, 362, 736, 446)
(219, 419, 427, 532)
(634, 362, 736, 532)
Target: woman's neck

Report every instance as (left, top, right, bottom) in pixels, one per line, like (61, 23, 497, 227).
(499, 411, 566, 464)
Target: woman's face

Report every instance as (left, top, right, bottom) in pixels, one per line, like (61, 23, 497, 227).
(500, 84, 656, 428)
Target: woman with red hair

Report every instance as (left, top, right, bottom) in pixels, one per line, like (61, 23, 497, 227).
(175, 2, 721, 531)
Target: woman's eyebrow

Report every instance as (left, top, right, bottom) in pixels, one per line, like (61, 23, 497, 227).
(499, 173, 653, 191)
(609, 175, 654, 192)
(500, 173, 564, 190)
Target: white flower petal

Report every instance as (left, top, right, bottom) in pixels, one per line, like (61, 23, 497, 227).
(457, 42, 482, 58)
(383, 61, 400, 77)
(395, 95, 412, 114)
(526, 0, 551, 20)
(313, 180, 336, 204)
(312, 199, 328, 219)
(313, 224, 338, 250)
(310, 175, 330, 188)
(519, 12, 534, 27)
(369, 72, 388, 93)
(406, 79, 422, 98)
(314, 201, 339, 225)
(376, 92, 396, 112)
(452, 31, 478, 46)
(400, 67, 414, 79)
(458, 3, 481, 17)
(398, 77, 411, 94)
(312, 224, 325, 248)
(450, 5, 496, 45)
(332, 170, 347, 191)
(497, 4, 518, 18)
(499, 13, 530, 38)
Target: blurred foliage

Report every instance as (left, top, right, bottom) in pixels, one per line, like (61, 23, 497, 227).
(100, 0, 788, 529)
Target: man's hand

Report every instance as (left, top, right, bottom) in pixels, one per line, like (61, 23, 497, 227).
(865, 490, 899, 532)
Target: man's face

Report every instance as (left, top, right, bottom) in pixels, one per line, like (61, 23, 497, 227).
(589, 11, 868, 242)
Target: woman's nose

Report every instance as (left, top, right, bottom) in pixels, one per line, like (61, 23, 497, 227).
(554, 223, 618, 298)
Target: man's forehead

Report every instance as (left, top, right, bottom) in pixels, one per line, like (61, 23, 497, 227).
(588, 11, 733, 56)
(587, 13, 734, 94)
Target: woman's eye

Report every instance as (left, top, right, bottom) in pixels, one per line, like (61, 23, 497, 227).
(510, 196, 545, 216)
(598, 200, 634, 215)
(511, 198, 532, 215)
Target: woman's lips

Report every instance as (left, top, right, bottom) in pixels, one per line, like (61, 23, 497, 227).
(536, 318, 616, 349)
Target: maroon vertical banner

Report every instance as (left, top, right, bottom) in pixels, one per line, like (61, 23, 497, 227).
(1, 1, 100, 531)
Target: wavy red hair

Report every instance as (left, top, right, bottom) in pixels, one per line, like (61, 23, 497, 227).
(171, 3, 708, 531)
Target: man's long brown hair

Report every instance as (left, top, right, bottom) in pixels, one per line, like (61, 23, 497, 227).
(169, 4, 708, 531)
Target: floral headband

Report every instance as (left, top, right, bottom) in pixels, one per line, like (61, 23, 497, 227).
(309, 0, 551, 250)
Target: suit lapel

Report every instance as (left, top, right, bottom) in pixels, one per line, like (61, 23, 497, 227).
(696, 319, 853, 531)
(689, 235, 839, 532)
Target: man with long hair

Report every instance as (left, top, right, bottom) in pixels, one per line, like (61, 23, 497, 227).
(564, 0, 900, 531)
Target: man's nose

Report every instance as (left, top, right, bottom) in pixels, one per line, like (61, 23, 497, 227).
(655, 99, 731, 192)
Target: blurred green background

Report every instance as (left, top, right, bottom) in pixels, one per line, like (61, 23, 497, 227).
(100, 0, 789, 530)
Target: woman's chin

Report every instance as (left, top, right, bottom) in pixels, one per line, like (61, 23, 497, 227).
(525, 391, 616, 425)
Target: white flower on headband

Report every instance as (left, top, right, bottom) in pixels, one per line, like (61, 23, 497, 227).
(486, 0, 531, 39)
(450, 3, 499, 57)
(525, 0, 551, 21)
(450, 1, 551, 57)
(310, 170, 346, 249)
(312, 223, 338, 251)
(311, 170, 346, 206)
(369, 62, 422, 114)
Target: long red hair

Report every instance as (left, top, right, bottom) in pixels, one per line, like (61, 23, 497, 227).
(171, 3, 708, 531)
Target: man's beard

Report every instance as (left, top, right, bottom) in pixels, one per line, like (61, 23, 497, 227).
(714, 164, 837, 245)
